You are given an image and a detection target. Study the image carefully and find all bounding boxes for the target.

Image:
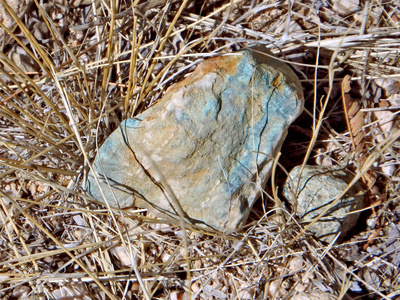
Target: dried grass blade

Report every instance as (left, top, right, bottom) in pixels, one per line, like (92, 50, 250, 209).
(0, 190, 118, 300)
(125, 15, 141, 116)
(38, 4, 94, 108)
(0, 0, 53, 72)
(138, 0, 190, 106)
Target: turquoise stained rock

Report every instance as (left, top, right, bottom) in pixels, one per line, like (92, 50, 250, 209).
(87, 46, 304, 232)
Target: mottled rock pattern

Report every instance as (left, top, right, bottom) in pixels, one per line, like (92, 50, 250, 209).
(283, 165, 365, 243)
(87, 46, 304, 231)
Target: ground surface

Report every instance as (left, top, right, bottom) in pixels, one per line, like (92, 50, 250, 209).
(0, 0, 399, 299)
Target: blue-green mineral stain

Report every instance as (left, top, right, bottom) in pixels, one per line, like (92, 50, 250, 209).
(87, 46, 304, 232)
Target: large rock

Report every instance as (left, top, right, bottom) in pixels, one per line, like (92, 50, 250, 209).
(283, 165, 366, 243)
(87, 46, 304, 232)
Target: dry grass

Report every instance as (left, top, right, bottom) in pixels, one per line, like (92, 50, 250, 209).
(0, 0, 399, 299)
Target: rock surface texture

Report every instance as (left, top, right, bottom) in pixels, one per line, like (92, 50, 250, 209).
(283, 165, 365, 243)
(87, 46, 304, 231)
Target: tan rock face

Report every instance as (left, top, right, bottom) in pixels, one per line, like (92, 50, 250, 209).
(87, 46, 304, 232)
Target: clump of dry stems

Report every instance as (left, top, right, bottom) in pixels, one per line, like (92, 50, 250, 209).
(0, 0, 399, 299)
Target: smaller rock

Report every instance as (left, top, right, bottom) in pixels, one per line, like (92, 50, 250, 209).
(283, 165, 365, 243)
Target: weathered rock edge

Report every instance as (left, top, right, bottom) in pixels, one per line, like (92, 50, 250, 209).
(87, 46, 304, 232)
